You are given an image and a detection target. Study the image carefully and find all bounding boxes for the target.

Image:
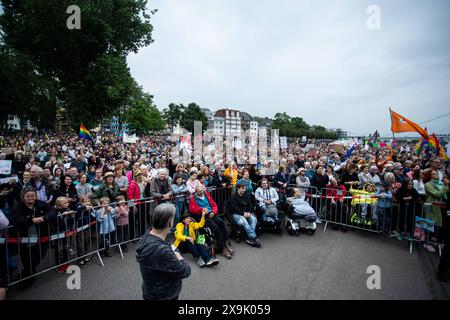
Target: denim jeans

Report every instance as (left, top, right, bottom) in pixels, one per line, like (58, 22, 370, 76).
(173, 201, 185, 227)
(232, 214, 257, 240)
(184, 241, 211, 262)
(261, 204, 279, 223)
(377, 207, 391, 232)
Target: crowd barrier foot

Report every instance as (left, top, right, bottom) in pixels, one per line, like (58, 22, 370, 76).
(323, 221, 328, 233)
(409, 241, 413, 255)
(97, 252, 104, 267)
(118, 245, 124, 260)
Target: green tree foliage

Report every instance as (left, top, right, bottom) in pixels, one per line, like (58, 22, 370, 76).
(0, 46, 58, 129)
(271, 112, 337, 139)
(0, 0, 155, 131)
(125, 91, 165, 135)
(179, 103, 208, 133)
(162, 103, 184, 128)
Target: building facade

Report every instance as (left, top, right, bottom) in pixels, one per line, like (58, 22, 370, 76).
(214, 109, 242, 136)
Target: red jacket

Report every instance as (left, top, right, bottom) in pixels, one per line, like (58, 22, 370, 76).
(189, 192, 218, 216)
(326, 185, 347, 201)
(128, 181, 143, 205)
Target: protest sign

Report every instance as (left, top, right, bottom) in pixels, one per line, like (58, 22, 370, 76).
(0, 160, 12, 175)
(280, 137, 288, 149)
(0, 176, 19, 184)
(123, 132, 138, 144)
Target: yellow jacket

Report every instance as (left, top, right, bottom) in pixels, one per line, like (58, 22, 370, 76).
(349, 185, 378, 206)
(224, 167, 238, 187)
(173, 215, 205, 248)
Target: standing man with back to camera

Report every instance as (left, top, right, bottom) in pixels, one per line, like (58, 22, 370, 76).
(136, 203, 191, 300)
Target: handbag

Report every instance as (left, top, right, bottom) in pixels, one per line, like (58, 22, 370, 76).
(196, 234, 206, 245)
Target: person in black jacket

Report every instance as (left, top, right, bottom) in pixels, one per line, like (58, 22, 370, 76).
(10, 187, 56, 289)
(340, 163, 360, 191)
(52, 175, 78, 210)
(396, 179, 419, 237)
(273, 165, 291, 204)
(227, 181, 261, 248)
(136, 203, 191, 300)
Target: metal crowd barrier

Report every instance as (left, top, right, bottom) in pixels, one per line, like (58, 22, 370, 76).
(0, 186, 232, 288)
(0, 184, 446, 288)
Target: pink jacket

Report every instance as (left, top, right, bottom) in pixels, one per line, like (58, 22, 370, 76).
(126, 171, 133, 185)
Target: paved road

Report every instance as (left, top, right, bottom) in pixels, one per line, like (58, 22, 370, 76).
(6, 226, 450, 300)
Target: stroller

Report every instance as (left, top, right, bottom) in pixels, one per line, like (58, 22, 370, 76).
(285, 195, 318, 236)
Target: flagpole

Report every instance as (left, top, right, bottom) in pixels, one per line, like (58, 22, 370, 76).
(389, 107, 395, 143)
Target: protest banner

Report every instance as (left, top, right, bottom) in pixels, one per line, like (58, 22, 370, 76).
(0, 160, 12, 175)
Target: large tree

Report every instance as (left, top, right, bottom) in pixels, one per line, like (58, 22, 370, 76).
(0, 46, 58, 129)
(0, 0, 155, 130)
(162, 103, 184, 128)
(270, 112, 337, 139)
(179, 103, 208, 133)
(125, 91, 166, 135)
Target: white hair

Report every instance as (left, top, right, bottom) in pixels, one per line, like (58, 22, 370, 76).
(157, 168, 169, 177)
(30, 165, 44, 175)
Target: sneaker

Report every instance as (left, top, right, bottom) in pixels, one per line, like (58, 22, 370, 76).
(246, 239, 257, 247)
(221, 248, 232, 259)
(225, 243, 234, 255)
(391, 231, 400, 237)
(122, 245, 128, 253)
(197, 257, 206, 268)
(424, 243, 436, 253)
(78, 260, 87, 268)
(84, 256, 93, 264)
(206, 258, 219, 267)
(68, 248, 76, 256)
(316, 218, 322, 224)
(57, 264, 70, 274)
(406, 234, 414, 241)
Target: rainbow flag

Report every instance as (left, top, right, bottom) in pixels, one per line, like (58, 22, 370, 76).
(79, 124, 94, 142)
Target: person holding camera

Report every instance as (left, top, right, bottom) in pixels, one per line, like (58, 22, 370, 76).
(136, 203, 191, 300)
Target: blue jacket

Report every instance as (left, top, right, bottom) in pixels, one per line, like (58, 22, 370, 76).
(171, 184, 189, 203)
(375, 190, 392, 208)
(95, 207, 116, 235)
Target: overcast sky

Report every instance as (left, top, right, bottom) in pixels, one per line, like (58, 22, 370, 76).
(3, 2, 449, 136)
(127, 0, 450, 137)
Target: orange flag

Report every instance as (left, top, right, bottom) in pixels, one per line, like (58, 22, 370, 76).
(390, 109, 430, 140)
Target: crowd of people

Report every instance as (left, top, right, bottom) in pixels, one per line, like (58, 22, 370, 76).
(0, 130, 449, 300)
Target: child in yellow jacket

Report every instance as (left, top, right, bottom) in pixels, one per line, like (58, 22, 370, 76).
(349, 183, 378, 223)
(173, 209, 219, 268)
